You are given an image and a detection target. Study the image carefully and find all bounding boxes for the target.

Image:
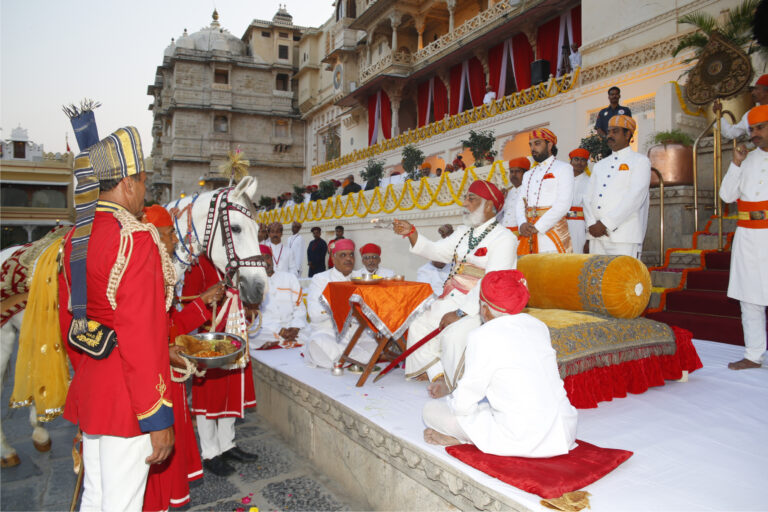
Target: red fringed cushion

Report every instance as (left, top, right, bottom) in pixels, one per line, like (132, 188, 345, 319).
(446, 440, 633, 499)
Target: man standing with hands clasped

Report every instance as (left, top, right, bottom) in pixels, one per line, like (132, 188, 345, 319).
(719, 105, 768, 370)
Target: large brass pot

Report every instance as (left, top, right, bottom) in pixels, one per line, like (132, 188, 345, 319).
(647, 142, 693, 187)
(704, 90, 755, 125)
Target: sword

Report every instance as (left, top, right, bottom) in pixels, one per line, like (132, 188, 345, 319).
(373, 326, 442, 383)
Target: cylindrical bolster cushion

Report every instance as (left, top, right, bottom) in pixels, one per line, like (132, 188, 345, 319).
(517, 254, 651, 319)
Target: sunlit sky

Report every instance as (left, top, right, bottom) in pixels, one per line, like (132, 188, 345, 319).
(1, 0, 334, 154)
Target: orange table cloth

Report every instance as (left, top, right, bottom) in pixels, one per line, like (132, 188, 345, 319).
(322, 280, 434, 340)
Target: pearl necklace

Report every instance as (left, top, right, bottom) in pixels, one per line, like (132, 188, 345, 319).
(446, 220, 498, 283)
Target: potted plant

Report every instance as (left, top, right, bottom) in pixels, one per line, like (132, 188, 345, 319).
(318, 179, 337, 200)
(401, 145, 425, 181)
(579, 132, 611, 162)
(461, 130, 497, 166)
(292, 185, 306, 204)
(258, 195, 275, 210)
(647, 129, 695, 186)
(360, 158, 385, 190)
(673, 0, 759, 122)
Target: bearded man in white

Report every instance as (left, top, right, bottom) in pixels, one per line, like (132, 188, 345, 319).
(567, 148, 591, 254)
(350, 243, 395, 278)
(392, 180, 517, 387)
(247, 245, 307, 353)
(423, 270, 578, 457)
(304, 239, 379, 368)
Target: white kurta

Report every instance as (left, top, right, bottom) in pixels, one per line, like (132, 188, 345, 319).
(720, 110, 750, 140)
(303, 267, 378, 368)
(568, 172, 590, 254)
(406, 218, 517, 380)
(497, 187, 521, 228)
(515, 156, 574, 253)
(446, 314, 577, 457)
(248, 271, 307, 352)
(416, 262, 452, 296)
(584, 146, 651, 250)
(719, 150, 768, 306)
(285, 233, 305, 278)
(266, 241, 297, 276)
(350, 266, 396, 278)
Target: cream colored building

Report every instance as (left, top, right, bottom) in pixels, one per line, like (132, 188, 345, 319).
(147, 8, 305, 203)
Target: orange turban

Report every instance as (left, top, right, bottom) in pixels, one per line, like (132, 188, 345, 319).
(755, 74, 768, 87)
(332, 238, 355, 254)
(259, 244, 272, 257)
(468, 180, 505, 212)
(142, 205, 172, 228)
(608, 115, 636, 132)
(360, 243, 381, 255)
(529, 128, 557, 145)
(480, 270, 529, 315)
(747, 105, 768, 126)
(508, 157, 531, 171)
(569, 148, 590, 160)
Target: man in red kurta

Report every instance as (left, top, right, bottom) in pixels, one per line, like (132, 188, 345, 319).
(59, 127, 174, 511)
(182, 256, 258, 477)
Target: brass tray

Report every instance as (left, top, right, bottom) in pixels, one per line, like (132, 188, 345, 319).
(179, 332, 246, 369)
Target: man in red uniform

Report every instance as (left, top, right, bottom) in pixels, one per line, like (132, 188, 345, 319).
(183, 256, 258, 477)
(59, 127, 175, 511)
(141, 205, 226, 511)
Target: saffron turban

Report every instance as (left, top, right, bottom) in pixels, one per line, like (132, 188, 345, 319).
(529, 128, 557, 145)
(747, 104, 768, 126)
(508, 157, 531, 171)
(259, 244, 272, 257)
(755, 74, 768, 87)
(480, 270, 529, 315)
(468, 180, 505, 212)
(569, 148, 590, 160)
(332, 238, 355, 254)
(608, 115, 636, 132)
(360, 243, 381, 255)
(142, 205, 172, 227)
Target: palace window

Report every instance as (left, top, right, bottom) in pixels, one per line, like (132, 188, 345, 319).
(214, 69, 229, 84)
(276, 73, 289, 91)
(214, 115, 229, 133)
(262, 31, 271, 37)
(278, 45, 289, 60)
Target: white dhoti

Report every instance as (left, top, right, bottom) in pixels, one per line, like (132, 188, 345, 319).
(81, 432, 153, 512)
(589, 238, 641, 257)
(567, 218, 586, 254)
(304, 324, 379, 368)
(422, 399, 471, 443)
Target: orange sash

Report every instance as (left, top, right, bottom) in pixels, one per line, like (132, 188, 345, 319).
(440, 263, 484, 299)
(517, 206, 572, 255)
(737, 199, 768, 229)
(566, 206, 584, 220)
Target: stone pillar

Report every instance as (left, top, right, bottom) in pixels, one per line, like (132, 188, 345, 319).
(389, 12, 401, 53)
(474, 49, 489, 84)
(415, 15, 426, 50)
(387, 86, 402, 137)
(23, 226, 34, 242)
(447, 0, 456, 32)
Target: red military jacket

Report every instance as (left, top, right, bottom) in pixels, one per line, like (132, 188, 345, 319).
(58, 201, 173, 437)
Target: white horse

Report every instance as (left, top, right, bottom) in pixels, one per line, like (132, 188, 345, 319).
(0, 175, 268, 467)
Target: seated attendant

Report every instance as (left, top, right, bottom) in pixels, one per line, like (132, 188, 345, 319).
(350, 243, 396, 278)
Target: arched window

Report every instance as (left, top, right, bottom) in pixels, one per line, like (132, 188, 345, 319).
(214, 115, 229, 133)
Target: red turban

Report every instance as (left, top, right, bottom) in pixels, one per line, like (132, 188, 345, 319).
(748, 105, 768, 126)
(142, 205, 172, 228)
(755, 74, 768, 87)
(360, 243, 381, 255)
(608, 115, 636, 132)
(259, 244, 272, 257)
(569, 148, 590, 160)
(332, 238, 355, 254)
(529, 128, 557, 145)
(508, 157, 531, 171)
(467, 180, 504, 212)
(480, 270, 529, 315)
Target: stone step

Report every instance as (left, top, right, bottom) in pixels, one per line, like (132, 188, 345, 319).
(703, 217, 737, 234)
(679, 233, 722, 251)
(648, 290, 662, 310)
(651, 269, 684, 289)
(640, 251, 662, 267)
(667, 251, 703, 268)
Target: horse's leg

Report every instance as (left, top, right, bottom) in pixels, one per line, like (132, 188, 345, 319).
(0, 320, 21, 466)
(30, 404, 51, 452)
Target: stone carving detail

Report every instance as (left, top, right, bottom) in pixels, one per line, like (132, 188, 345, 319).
(581, 34, 688, 84)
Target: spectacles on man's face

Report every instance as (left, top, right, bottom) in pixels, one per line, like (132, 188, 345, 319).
(362, 255, 379, 261)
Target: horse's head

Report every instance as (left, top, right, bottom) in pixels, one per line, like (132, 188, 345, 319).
(205, 176, 268, 305)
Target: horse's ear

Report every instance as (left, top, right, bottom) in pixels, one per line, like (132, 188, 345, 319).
(233, 176, 252, 197)
(240, 176, 259, 202)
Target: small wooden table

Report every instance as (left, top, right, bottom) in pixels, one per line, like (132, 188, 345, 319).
(322, 280, 434, 386)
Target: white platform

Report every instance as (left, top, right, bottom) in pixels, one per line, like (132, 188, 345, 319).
(251, 340, 767, 511)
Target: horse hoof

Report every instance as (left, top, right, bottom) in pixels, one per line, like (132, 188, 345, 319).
(1, 453, 21, 467)
(33, 439, 52, 452)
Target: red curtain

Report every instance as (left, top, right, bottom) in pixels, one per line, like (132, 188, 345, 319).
(536, 16, 560, 74)
(434, 78, 448, 121)
(367, 93, 377, 145)
(417, 80, 430, 127)
(449, 63, 463, 115)
(380, 90, 392, 140)
(468, 57, 485, 107)
(512, 33, 534, 90)
(571, 5, 582, 48)
(488, 42, 504, 97)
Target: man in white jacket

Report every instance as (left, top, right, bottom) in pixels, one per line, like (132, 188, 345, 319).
(422, 270, 577, 457)
(285, 221, 305, 278)
(392, 180, 517, 385)
(567, 148, 591, 254)
(584, 115, 651, 257)
(719, 105, 768, 370)
(713, 74, 768, 140)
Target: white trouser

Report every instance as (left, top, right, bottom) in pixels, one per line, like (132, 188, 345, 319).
(304, 325, 379, 369)
(567, 219, 586, 254)
(441, 315, 483, 391)
(81, 433, 152, 512)
(740, 301, 767, 364)
(406, 296, 462, 380)
(196, 416, 236, 460)
(422, 399, 471, 444)
(589, 238, 641, 258)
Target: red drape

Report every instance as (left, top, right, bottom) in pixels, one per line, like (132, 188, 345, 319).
(468, 57, 485, 107)
(434, 78, 448, 121)
(417, 81, 430, 127)
(512, 33, 534, 90)
(488, 42, 504, 97)
(367, 93, 377, 145)
(380, 90, 392, 140)
(571, 5, 582, 48)
(536, 16, 560, 75)
(449, 63, 463, 115)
